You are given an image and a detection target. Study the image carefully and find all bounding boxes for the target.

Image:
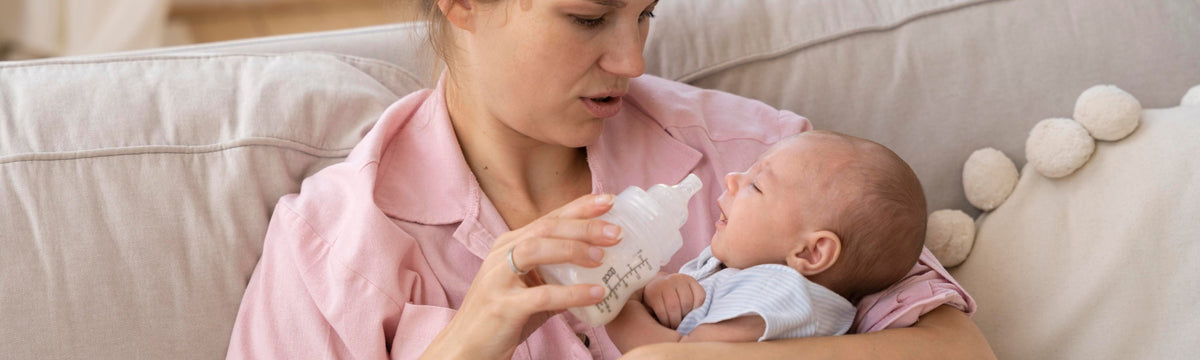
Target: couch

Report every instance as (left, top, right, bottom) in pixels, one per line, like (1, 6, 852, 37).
(3, 0, 1198, 359)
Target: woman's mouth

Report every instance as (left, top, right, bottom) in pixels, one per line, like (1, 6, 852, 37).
(581, 96, 622, 118)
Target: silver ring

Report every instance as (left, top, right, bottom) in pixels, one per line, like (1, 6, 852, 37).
(507, 246, 529, 275)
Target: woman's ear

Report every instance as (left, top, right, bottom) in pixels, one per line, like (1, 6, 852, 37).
(787, 230, 841, 276)
(440, 0, 477, 32)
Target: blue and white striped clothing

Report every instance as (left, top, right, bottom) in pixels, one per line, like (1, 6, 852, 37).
(675, 247, 855, 341)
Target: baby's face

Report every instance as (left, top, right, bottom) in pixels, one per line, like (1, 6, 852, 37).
(710, 133, 855, 269)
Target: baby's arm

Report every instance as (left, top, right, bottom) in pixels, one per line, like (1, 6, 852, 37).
(607, 299, 766, 352)
(608, 273, 766, 352)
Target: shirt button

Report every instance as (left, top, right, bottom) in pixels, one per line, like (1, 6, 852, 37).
(576, 332, 590, 348)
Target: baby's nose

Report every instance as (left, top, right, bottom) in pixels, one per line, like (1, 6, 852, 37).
(723, 172, 742, 193)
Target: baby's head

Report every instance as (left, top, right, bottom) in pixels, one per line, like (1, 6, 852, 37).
(710, 130, 926, 302)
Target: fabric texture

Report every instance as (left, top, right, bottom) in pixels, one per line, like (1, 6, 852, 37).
(676, 247, 855, 341)
(0, 53, 415, 359)
(949, 104, 1200, 359)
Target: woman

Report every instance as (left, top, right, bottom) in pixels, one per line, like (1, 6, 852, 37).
(226, 0, 994, 358)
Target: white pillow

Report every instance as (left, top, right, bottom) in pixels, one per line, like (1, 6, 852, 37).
(0, 53, 415, 359)
(949, 105, 1200, 359)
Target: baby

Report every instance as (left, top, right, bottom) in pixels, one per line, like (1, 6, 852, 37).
(606, 130, 927, 349)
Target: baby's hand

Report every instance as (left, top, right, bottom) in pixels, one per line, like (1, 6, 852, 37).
(642, 273, 705, 329)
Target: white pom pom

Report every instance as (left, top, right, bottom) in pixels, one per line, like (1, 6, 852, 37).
(1073, 85, 1141, 141)
(925, 209, 976, 268)
(963, 148, 1018, 211)
(1026, 118, 1095, 178)
(1183, 85, 1200, 107)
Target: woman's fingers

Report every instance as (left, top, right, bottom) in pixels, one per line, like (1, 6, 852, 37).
(537, 217, 622, 246)
(493, 195, 620, 251)
(548, 193, 616, 220)
(508, 283, 606, 316)
(511, 236, 608, 272)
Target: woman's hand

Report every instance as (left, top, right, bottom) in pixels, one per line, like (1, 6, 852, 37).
(642, 274, 705, 329)
(421, 193, 623, 359)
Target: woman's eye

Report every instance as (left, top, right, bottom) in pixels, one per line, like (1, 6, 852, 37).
(571, 15, 606, 28)
(638, 10, 656, 22)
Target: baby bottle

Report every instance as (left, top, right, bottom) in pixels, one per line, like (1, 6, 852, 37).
(539, 174, 703, 327)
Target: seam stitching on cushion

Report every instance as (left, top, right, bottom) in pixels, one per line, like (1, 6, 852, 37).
(0, 136, 354, 164)
(0, 52, 424, 98)
(0, 53, 298, 68)
(674, 0, 1004, 83)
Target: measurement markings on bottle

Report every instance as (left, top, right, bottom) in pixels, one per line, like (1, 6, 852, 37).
(593, 250, 654, 314)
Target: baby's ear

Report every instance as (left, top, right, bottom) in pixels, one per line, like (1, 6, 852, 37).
(787, 230, 841, 276)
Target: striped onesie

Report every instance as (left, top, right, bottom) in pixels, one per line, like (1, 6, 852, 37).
(676, 247, 856, 340)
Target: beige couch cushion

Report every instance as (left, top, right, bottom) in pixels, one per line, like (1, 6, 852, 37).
(647, 0, 1200, 213)
(0, 53, 417, 359)
(950, 104, 1200, 359)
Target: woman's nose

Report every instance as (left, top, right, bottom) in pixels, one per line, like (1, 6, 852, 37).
(599, 23, 647, 78)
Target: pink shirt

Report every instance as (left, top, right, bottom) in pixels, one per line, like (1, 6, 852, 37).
(226, 75, 975, 359)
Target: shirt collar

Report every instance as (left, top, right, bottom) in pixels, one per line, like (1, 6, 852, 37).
(372, 76, 703, 228)
(371, 77, 479, 225)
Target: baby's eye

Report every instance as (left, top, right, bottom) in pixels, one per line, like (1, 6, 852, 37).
(750, 182, 762, 193)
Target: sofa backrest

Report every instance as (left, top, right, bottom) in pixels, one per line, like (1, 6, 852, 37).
(0, 53, 415, 359)
(645, 0, 1200, 214)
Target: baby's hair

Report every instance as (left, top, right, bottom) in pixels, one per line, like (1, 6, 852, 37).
(810, 131, 927, 303)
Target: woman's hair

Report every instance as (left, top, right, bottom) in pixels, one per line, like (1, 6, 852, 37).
(422, 0, 453, 65)
(422, 0, 504, 68)
(813, 131, 927, 303)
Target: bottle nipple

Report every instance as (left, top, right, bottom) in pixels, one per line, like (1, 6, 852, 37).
(647, 173, 703, 228)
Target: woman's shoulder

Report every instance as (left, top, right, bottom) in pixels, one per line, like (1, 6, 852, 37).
(626, 75, 811, 144)
(275, 86, 445, 233)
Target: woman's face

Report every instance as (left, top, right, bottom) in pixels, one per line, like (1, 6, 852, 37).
(452, 0, 658, 148)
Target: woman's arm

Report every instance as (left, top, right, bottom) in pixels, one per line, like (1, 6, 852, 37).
(618, 305, 995, 360)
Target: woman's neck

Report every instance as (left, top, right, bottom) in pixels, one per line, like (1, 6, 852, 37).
(445, 77, 592, 229)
